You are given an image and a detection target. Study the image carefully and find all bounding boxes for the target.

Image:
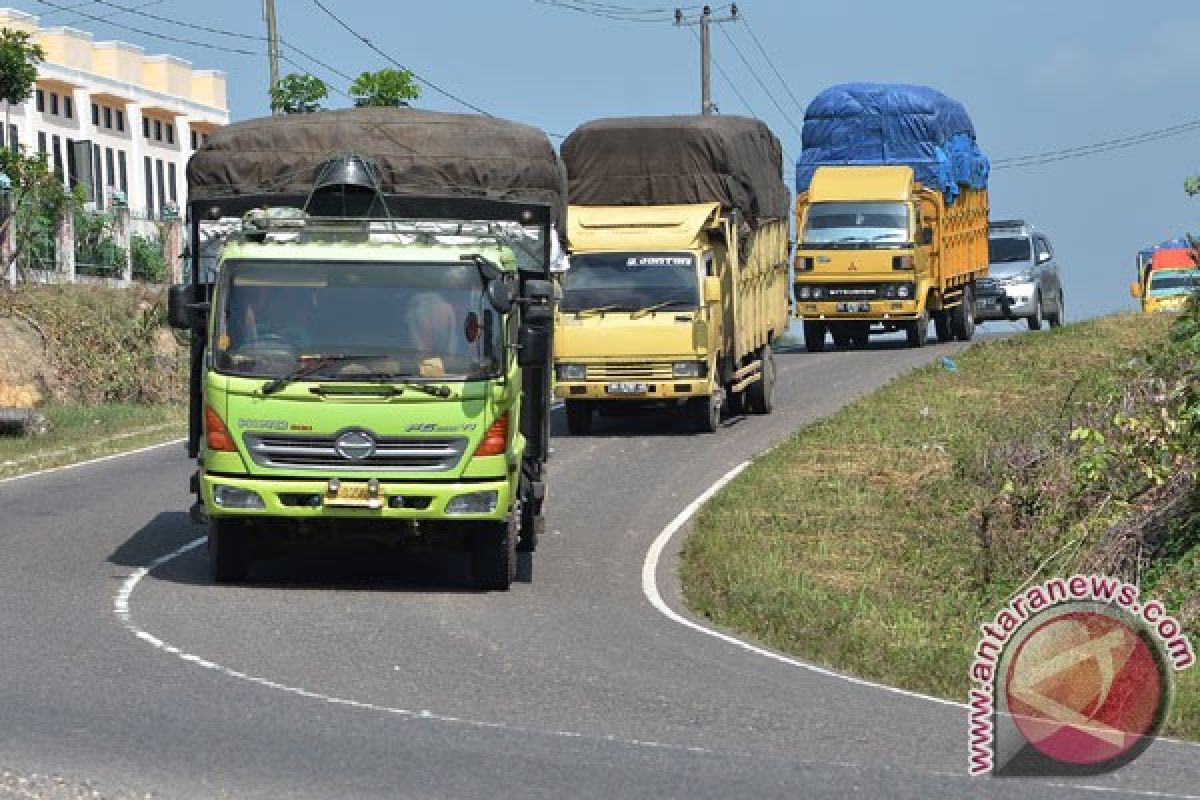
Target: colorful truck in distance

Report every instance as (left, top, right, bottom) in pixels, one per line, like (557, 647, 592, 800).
(554, 116, 791, 433)
(168, 108, 562, 589)
(1131, 244, 1199, 313)
(793, 84, 990, 350)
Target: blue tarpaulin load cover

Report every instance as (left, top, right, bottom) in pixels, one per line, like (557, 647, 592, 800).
(796, 83, 990, 204)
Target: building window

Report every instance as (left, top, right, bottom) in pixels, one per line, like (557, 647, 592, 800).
(155, 159, 165, 214)
(35, 89, 44, 113)
(37, 131, 46, 155)
(63, 97, 73, 119)
(91, 103, 99, 125)
(65, 138, 76, 188)
(166, 123, 174, 145)
(142, 116, 150, 138)
(50, 93, 58, 116)
(52, 135, 63, 177)
(116, 109, 125, 132)
(168, 162, 177, 203)
(94, 144, 103, 206)
(105, 147, 115, 193)
(153, 120, 162, 141)
(118, 151, 128, 195)
(190, 129, 197, 150)
(144, 156, 154, 217)
(103, 107, 112, 129)
(8, 125, 17, 154)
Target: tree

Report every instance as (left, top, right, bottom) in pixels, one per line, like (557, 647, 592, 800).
(268, 73, 328, 114)
(1186, 177, 1200, 196)
(0, 148, 78, 285)
(349, 68, 420, 108)
(0, 28, 45, 144)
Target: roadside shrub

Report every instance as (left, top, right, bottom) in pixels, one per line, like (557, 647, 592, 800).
(130, 233, 167, 282)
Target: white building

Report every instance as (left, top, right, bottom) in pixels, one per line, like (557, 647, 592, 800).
(0, 8, 229, 218)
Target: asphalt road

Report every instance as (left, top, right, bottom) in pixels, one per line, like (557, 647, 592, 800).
(1, 332, 1197, 799)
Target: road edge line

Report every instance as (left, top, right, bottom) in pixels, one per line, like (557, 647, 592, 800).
(0, 437, 185, 486)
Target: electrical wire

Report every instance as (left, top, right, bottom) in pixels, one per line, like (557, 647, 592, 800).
(534, 0, 719, 23)
(737, 15, 807, 118)
(716, 22, 802, 138)
(34, 0, 259, 55)
(992, 118, 1200, 170)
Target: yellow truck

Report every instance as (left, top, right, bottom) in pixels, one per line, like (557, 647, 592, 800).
(555, 116, 791, 433)
(794, 165, 988, 349)
(793, 83, 990, 350)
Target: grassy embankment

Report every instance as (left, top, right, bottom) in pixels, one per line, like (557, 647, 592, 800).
(682, 311, 1199, 737)
(0, 285, 187, 479)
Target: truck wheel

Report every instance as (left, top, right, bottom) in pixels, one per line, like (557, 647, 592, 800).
(691, 391, 721, 433)
(951, 288, 975, 341)
(746, 344, 775, 415)
(565, 400, 592, 435)
(208, 518, 252, 584)
(472, 514, 517, 590)
(849, 323, 870, 349)
(904, 312, 929, 348)
(1047, 291, 1064, 327)
(1027, 293, 1044, 331)
(933, 310, 953, 343)
(803, 321, 826, 353)
(831, 325, 851, 349)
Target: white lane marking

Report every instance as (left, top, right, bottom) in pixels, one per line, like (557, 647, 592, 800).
(0, 438, 184, 486)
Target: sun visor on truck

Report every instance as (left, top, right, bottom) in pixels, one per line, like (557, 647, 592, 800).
(795, 83, 990, 204)
(561, 115, 790, 222)
(186, 107, 566, 223)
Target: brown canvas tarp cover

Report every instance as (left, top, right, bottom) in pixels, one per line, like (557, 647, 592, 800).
(187, 107, 565, 215)
(561, 115, 789, 221)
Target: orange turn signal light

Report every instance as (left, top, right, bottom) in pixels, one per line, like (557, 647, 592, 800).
(205, 405, 237, 452)
(473, 413, 509, 457)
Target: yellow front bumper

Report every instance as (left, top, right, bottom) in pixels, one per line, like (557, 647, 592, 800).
(554, 379, 709, 401)
(795, 299, 922, 321)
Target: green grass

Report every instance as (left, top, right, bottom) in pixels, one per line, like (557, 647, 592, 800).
(681, 313, 1200, 737)
(0, 403, 185, 479)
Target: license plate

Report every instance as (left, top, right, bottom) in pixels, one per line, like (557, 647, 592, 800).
(977, 297, 999, 308)
(324, 482, 383, 509)
(607, 382, 649, 394)
(836, 302, 871, 313)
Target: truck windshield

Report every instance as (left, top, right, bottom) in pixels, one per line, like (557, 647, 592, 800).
(988, 237, 1032, 264)
(1148, 271, 1200, 297)
(213, 260, 504, 381)
(801, 202, 909, 247)
(560, 253, 699, 312)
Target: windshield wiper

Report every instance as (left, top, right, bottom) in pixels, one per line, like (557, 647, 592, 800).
(353, 373, 453, 398)
(261, 354, 391, 395)
(630, 300, 687, 319)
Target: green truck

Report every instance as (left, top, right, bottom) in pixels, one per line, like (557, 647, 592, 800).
(168, 108, 562, 589)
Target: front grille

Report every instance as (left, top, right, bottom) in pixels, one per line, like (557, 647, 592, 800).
(244, 433, 468, 471)
(586, 362, 674, 381)
(977, 277, 1000, 292)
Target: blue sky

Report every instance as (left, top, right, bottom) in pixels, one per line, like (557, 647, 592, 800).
(12, 0, 1200, 320)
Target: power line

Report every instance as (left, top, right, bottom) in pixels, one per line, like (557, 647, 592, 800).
(84, 0, 263, 40)
(534, 0, 715, 22)
(716, 22, 801, 137)
(993, 118, 1200, 169)
(34, 0, 259, 55)
(737, 15, 806, 118)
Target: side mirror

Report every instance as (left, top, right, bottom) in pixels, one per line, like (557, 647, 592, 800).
(918, 227, 934, 246)
(703, 275, 721, 305)
(167, 284, 193, 329)
(1037, 251, 1053, 265)
(517, 323, 549, 367)
(1130, 281, 1144, 299)
(486, 280, 514, 313)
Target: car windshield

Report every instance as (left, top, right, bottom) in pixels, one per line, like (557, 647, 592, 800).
(559, 252, 699, 312)
(213, 259, 503, 380)
(800, 202, 909, 247)
(1148, 271, 1200, 297)
(988, 236, 1032, 264)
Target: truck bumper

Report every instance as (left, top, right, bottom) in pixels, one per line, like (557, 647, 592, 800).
(795, 299, 922, 321)
(975, 284, 1036, 320)
(554, 379, 710, 401)
(201, 472, 512, 522)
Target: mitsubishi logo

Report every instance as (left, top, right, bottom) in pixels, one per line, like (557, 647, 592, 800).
(848, 261, 858, 271)
(334, 430, 376, 460)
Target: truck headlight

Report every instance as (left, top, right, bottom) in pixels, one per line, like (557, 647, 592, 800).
(811, 287, 826, 300)
(897, 284, 912, 299)
(798, 286, 812, 300)
(672, 361, 704, 378)
(213, 485, 266, 510)
(557, 363, 586, 381)
(446, 490, 499, 515)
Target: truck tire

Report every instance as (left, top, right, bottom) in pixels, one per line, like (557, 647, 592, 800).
(745, 344, 775, 415)
(691, 391, 721, 433)
(1047, 291, 1064, 328)
(849, 324, 870, 348)
(803, 321, 826, 353)
(472, 514, 517, 590)
(564, 400, 593, 435)
(904, 311, 929, 348)
(1027, 293, 1044, 331)
(933, 310, 953, 343)
(208, 518, 252, 584)
(831, 325, 852, 349)
(951, 287, 975, 341)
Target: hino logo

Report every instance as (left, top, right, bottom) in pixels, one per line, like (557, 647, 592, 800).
(334, 430, 376, 461)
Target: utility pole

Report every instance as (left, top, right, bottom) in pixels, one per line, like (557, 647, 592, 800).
(675, 4, 738, 115)
(263, 0, 281, 113)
